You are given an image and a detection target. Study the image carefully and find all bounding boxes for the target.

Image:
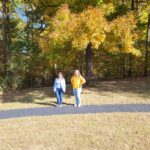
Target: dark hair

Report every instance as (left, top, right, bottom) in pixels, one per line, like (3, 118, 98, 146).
(56, 72, 63, 78)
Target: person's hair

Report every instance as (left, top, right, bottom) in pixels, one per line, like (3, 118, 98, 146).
(56, 72, 63, 78)
(73, 69, 81, 76)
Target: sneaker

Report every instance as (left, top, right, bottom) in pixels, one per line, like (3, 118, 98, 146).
(56, 105, 60, 108)
(59, 104, 63, 108)
(74, 104, 77, 107)
(77, 104, 81, 107)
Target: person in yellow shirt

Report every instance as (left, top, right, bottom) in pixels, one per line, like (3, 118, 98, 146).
(71, 69, 86, 107)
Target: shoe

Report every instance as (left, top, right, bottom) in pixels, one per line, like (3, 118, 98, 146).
(74, 104, 77, 107)
(59, 104, 63, 108)
(56, 105, 60, 108)
(77, 104, 81, 107)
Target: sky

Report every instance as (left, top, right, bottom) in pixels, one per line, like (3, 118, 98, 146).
(15, 6, 28, 22)
(16, 6, 46, 29)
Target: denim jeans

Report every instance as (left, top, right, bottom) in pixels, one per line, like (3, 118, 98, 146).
(56, 88, 63, 105)
(73, 88, 82, 105)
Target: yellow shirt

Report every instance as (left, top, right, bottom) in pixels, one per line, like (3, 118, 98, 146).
(71, 75, 86, 89)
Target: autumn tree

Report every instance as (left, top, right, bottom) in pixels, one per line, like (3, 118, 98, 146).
(41, 4, 140, 79)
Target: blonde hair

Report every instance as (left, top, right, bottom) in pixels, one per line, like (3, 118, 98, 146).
(73, 69, 81, 76)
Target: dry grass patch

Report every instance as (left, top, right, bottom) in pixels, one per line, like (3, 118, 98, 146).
(0, 113, 150, 150)
(0, 78, 150, 110)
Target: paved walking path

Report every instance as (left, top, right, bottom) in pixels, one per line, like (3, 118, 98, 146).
(0, 104, 150, 120)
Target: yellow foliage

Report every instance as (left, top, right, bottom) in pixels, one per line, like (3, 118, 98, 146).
(72, 7, 109, 50)
(43, 5, 109, 50)
(106, 12, 141, 56)
(37, 36, 50, 53)
(138, 1, 150, 24)
(44, 4, 76, 47)
(40, 4, 140, 56)
(101, 3, 115, 15)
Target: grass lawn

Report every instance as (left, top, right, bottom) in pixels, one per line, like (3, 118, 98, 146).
(0, 78, 150, 110)
(0, 78, 149, 150)
(0, 113, 150, 150)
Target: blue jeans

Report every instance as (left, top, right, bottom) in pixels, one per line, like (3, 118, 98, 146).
(73, 88, 82, 105)
(56, 88, 63, 105)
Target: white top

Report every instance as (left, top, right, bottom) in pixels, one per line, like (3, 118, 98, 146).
(54, 78, 66, 92)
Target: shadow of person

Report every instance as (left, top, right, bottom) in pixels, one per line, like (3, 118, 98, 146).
(34, 101, 73, 107)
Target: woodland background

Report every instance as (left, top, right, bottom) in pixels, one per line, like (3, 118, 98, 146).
(0, 0, 150, 91)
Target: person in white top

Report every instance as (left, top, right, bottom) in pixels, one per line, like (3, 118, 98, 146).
(54, 72, 66, 108)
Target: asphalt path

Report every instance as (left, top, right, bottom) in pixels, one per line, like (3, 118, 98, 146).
(0, 104, 150, 120)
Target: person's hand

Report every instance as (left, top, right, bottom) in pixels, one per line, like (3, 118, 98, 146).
(79, 84, 82, 88)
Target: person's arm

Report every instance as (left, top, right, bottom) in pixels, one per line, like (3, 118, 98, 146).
(54, 79, 56, 92)
(80, 76, 86, 85)
(63, 79, 66, 92)
(71, 76, 74, 85)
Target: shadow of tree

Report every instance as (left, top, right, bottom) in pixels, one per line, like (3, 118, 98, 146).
(0, 78, 150, 107)
(0, 86, 73, 106)
(87, 78, 150, 98)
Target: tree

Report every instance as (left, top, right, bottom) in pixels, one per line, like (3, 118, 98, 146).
(41, 5, 109, 78)
(40, 5, 141, 79)
(144, 14, 150, 76)
(138, 0, 150, 76)
(1, 0, 8, 77)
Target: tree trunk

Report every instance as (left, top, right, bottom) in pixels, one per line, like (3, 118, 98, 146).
(131, 0, 135, 10)
(85, 42, 93, 78)
(144, 14, 150, 77)
(135, 0, 139, 11)
(2, 0, 8, 76)
(128, 53, 133, 77)
(129, 0, 134, 78)
(120, 53, 125, 78)
(79, 52, 83, 75)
